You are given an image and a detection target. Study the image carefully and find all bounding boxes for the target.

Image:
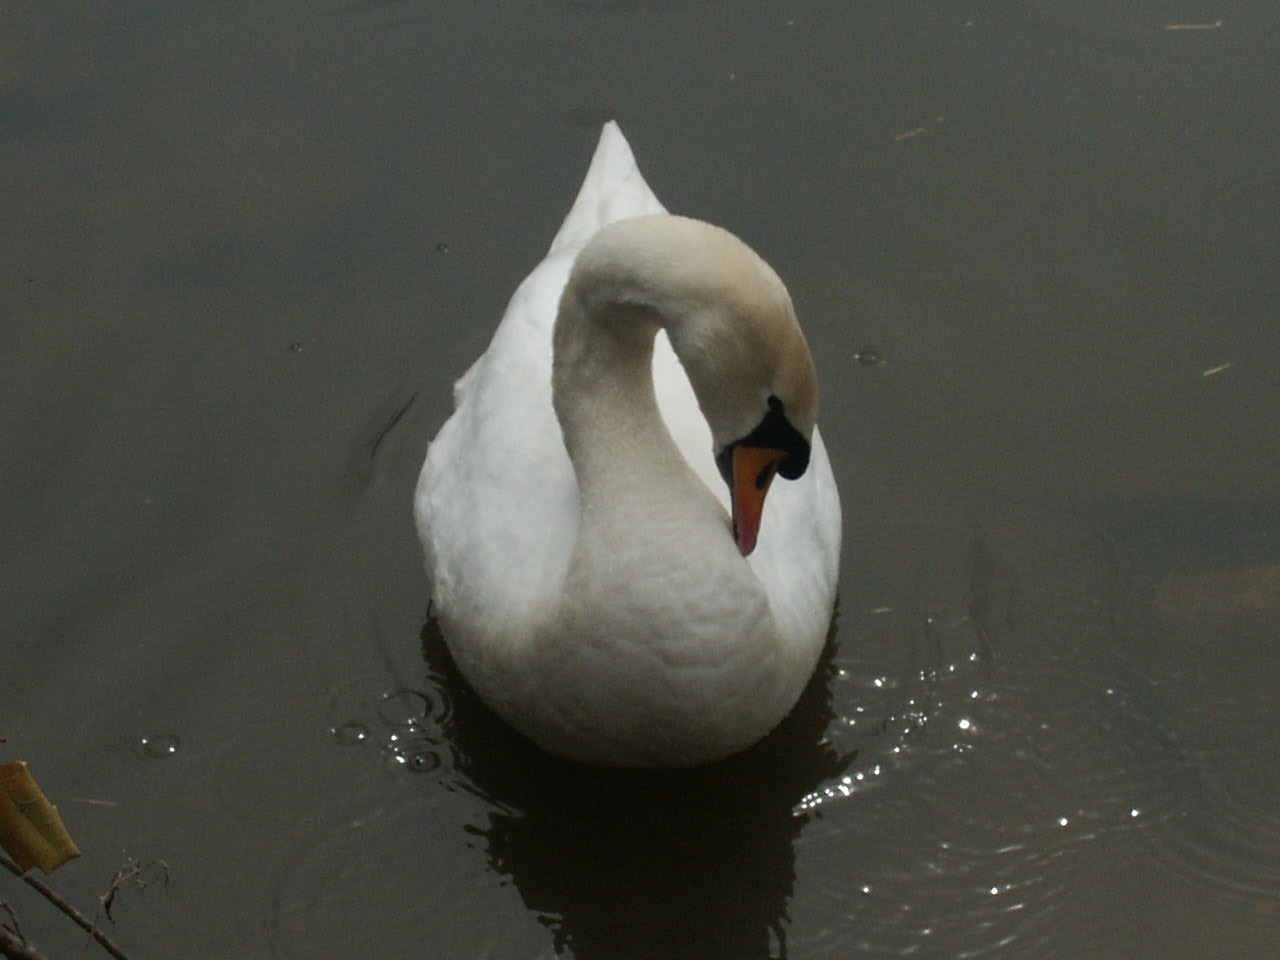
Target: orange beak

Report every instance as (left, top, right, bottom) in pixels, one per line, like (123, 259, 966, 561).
(727, 445, 787, 556)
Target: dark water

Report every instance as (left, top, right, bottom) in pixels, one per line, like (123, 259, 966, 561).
(3, 2, 1278, 958)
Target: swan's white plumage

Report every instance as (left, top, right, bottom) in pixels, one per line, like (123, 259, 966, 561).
(415, 122, 841, 766)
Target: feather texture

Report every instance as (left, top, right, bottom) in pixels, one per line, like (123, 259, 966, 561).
(415, 123, 841, 766)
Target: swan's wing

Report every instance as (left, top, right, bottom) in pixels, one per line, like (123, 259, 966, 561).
(416, 122, 672, 643)
(415, 249, 577, 644)
(749, 428, 842, 659)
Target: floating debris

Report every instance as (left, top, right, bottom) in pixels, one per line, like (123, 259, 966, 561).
(0, 761, 81, 873)
(1164, 20, 1224, 30)
(100, 858, 170, 924)
(894, 117, 944, 142)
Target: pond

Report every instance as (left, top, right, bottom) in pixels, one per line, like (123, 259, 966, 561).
(3, 2, 1277, 958)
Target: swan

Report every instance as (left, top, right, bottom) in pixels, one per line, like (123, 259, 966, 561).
(414, 122, 841, 767)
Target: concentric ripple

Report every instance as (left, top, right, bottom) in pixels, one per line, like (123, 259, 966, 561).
(325, 678, 457, 776)
(1131, 562, 1280, 906)
(784, 518, 1275, 959)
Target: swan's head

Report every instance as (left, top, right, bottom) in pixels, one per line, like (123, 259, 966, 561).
(567, 214, 820, 555)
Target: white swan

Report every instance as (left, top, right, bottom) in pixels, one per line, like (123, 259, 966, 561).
(414, 122, 841, 767)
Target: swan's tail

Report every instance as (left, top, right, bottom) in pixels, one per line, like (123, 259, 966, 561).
(547, 121, 668, 256)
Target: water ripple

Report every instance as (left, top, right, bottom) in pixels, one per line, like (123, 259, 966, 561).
(325, 677, 457, 777)
(785, 519, 1258, 959)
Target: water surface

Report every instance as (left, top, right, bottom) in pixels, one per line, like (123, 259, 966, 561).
(3, 2, 1277, 958)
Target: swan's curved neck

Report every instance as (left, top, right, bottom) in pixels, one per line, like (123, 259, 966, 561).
(552, 296, 700, 515)
(548, 212, 813, 584)
(549, 289, 770, 680)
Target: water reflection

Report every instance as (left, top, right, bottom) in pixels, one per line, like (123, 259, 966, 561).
(422, 617, 849, 960)
(785, 522, 1175, 957)
(1136, 551, 1280, 903)
(264, 516, 1280, 959)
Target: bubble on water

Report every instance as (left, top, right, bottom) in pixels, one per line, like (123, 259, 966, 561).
(136, 734, 181, 759)
(855, 347, 883, 366)
(376, 690, 432, 728)
(382, 747, 444, 776)
(327, 678, 456, 778)
(332, 721, 370, 747)
(405, 752, 441, 775)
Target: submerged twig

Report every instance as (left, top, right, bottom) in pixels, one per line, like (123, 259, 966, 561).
(0, 854, 133, 960)
(0, 901, 46, 960)
(1, 903, 24, 944)
(99, 860, 169, 925)
(0, 921, 51, 960)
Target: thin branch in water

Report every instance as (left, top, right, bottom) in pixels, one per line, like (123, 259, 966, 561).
(0, 901, 47, 960)
(1, 902, 24, 944)
(0, 922, 52, 960)
(0, 853, 134, 960)
(99, 859, 169, 925)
